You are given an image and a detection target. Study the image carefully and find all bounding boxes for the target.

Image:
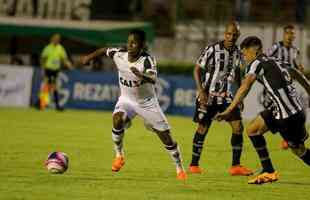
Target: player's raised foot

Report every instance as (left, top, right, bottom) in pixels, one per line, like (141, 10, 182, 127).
(112, 156, 125, 172)
(188, 165, 203, 174)
(229, 165, 253, 176)
(176, 170, 187, 181)
(248, 171, 279, 184)
(281, 140, 289, 150)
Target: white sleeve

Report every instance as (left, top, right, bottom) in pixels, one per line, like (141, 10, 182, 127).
(106, 47, 121, 58)
(266, 43, 278, 57)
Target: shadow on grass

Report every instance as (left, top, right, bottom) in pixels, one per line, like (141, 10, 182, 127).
(277, 181, 310, 186)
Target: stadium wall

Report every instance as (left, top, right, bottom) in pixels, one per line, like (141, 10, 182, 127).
(154, 24, 310, 71)
(0, 65, 33, 107)
(30, 68, 197, 116)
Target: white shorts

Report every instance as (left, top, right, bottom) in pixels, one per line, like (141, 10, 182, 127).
(113, 96, 170, 132)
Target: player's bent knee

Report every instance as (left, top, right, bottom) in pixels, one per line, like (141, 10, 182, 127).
(153, 128, 170, 134)
(154, 129, 175, 145)
(246, 125, 259, 136)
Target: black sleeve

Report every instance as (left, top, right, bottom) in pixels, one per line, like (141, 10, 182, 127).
(143, 56, 157, 73)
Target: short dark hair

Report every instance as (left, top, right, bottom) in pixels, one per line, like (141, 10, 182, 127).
(129, 29, 146, 45)
(225, 20, 240, 33)
(284, 24, 295, 32)
(240, 36, 262, 50)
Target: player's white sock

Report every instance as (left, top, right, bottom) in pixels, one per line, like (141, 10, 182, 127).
(165, 142, 184, 172)
(112, 128, 124, 157)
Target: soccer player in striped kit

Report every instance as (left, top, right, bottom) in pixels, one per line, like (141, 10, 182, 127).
(266, 24, 305, 149)
(81, 29, 187, 180)
(216, 36, 310, 184)
(189, 21, 253, 176)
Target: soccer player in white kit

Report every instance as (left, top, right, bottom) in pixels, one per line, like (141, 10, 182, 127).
(81, 29, 187, 180)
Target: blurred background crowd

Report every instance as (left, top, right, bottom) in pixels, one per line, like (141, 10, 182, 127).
(0, 0, 310, 72)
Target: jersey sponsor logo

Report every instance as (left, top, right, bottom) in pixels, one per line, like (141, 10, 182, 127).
(119, 77, 145, 88)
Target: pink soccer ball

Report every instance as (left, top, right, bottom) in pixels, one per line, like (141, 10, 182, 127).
(45, 152, 69, 174)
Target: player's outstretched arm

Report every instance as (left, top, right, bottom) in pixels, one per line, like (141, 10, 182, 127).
(130, 67, 156, 84)
(215, 74, 255, 121)
(288, 67, 310, 95)
(230, 74, 255, 110)
(80, 48, 108, 65)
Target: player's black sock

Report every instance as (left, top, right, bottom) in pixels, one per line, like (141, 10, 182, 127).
(53, 90, 61, 109)
(231, 133, 243, 166)
(112, 128, 125, 155)
(299, 149, 310, 166)
(191, 132, 207, 166)
(249, 135, 275, 173)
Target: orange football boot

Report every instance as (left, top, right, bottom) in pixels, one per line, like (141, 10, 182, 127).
(229, 165, 253, 176)
(188, 165, 203, 174)
(248, 171, 279, 184)
(112, 156, 125, 172)
(177, 170, 187, 181)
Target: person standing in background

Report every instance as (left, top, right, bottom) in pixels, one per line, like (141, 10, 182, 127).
(189, 21, 253, 176)
(40, 34, 72, 111)
(266, 24, 306, 149)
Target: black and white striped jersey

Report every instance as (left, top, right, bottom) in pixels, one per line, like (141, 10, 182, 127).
(196, 41, 242, 104)
(246, 54, 303, 119)
(266, 41, 301, 68)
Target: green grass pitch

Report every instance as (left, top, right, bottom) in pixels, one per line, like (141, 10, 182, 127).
(1, 107, 309, 200)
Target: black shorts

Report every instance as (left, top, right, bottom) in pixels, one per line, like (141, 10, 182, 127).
(261, 109, 309, 147)
(193, 100, 242, 125)
(44, 69, 59, 84)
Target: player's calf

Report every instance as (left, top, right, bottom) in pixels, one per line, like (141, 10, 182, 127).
(291, 144, 310, 166)
(158, 131, 187, 179)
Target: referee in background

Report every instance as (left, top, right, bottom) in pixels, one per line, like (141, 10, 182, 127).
(40, 34, 72, 111)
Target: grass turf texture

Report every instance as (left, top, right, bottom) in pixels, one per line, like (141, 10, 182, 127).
(1, 107, 309, 200)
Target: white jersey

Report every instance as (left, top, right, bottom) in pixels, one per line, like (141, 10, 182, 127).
(107, 47, 157, 103)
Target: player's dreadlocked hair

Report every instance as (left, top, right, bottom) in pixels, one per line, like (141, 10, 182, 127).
(129, 29, 146, 45)
(240, 36, 263, 50)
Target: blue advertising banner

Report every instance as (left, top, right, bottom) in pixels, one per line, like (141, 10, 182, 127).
(31, 68, 310, 120)
(31, 69, 197, 117)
